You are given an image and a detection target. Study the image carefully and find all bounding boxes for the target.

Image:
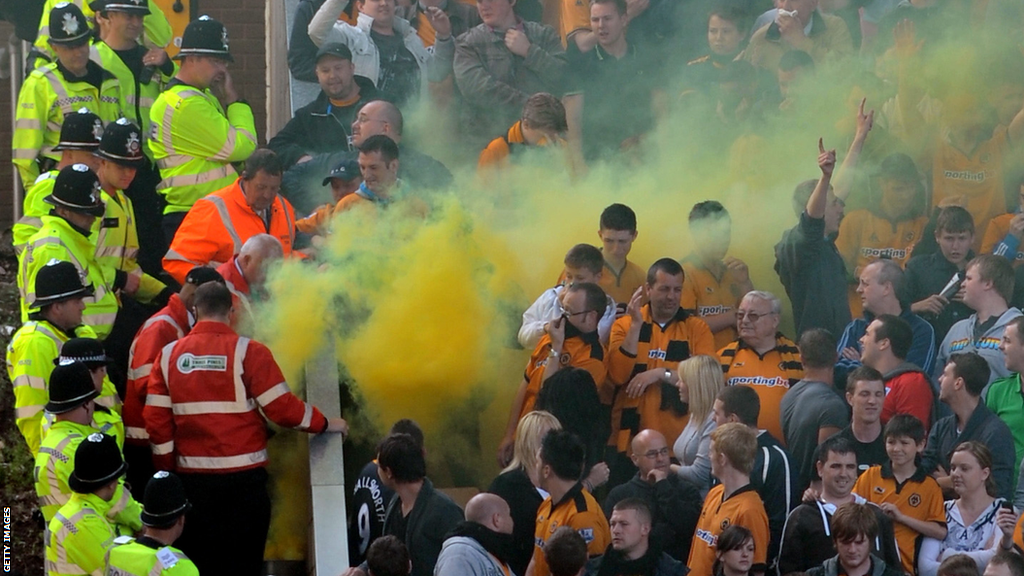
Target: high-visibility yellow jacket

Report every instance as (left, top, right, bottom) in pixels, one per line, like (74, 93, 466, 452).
(18, 215, 120, 338)
(46, 492, 121, 576)
(32, 0, 172, 67)
(106, 538, 199, 576)
(5, 319, 120, 455)
(35, 421, 140, 529)
(91, 188, 166, 303)
(148, 84, 257, 214)
(13, 170, 57, 256)
(89, 42, 175, 142)
(12, 62, 121, 187)
(42, 405, 125, 451)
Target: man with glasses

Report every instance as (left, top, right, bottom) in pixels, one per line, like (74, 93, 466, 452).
(280, 99, 451, 214)
(718, 290, 804, 442)
(503, 282, 609, 448)
(602, 429, 702, 562)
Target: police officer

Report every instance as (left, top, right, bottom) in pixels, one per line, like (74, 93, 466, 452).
(90, 0, 175, 274)
(46, 432, 132, 576)
(106, 472, 199, 576)
(13, 108, 103, 255)
(13, 3, 121, 188)
(51, 338, 124, 446)
(30, 0, 172, 70)
(149, 16, 257, 243)
(34, 362, 140, 532)
(6, 260, 118, 454)
(18, 164, 120, 339)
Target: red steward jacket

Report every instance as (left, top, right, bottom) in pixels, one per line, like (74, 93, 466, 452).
(124, 294, 190, 446)
(143, 320, 327, 473)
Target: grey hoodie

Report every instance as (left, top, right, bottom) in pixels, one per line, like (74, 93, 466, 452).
(433, 536, 515, 576)
(934, 307, 1023, 393)
(806, 554, 904, 576)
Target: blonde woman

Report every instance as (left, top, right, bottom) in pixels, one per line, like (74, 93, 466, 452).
(488, 411, 561, 576)
(671, 355, 726, 495)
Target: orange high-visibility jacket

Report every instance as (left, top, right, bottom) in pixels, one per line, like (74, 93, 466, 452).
(163, 178, 297, 284)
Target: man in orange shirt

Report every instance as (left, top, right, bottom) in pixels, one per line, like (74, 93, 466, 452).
(607, 258, 715, 484)
(528, 429, 610, 576)
(982, 179, 1024, 267)
(595, 204, 646, 306)
(688, 423, 770, 576)
(499, 282, 607, 467)
(718, 290, 803, 442)
(294, 158, 363, 237)
(478, 93, 566, 170)
(163, 149, 298, 284)
(681, 200, 754, 350)
(835, 153, 929, 277)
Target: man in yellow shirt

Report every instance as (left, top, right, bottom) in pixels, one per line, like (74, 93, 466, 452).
(681, 200, 754, 350)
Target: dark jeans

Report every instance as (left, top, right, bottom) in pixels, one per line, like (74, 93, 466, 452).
(122, 443, 155, 502)
(123, 161, 166, 277)
(177, 468, 272, 576)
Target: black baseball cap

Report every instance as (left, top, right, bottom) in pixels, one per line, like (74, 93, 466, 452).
(316, 43, 353, 63)
(322, 158, 361, 186)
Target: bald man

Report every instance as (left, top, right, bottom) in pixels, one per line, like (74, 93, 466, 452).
(603, 430, 703, 561)
(433, 493, 515, 576)
(216, 234, 284, 326)
(281, 100, 452, 215)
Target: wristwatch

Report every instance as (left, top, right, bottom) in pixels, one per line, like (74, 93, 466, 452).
(664, 368, 671, 382)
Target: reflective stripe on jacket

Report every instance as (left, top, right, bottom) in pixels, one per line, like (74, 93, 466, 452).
(13, 62, 121, 186)
(148, 85, 257, 214)
(162, 178, 295, 284)
(19, 215, 120, 338)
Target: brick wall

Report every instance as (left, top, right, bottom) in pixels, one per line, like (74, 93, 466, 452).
(0, 1, 270, 226)
(197, 0, 269, 144)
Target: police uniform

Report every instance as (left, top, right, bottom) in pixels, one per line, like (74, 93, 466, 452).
(42, 338, 125, 448)
(13, 3, 122, 187)
(13, 108, 103, 256)
(34, 362, 139, 532)
(105, 471, 199, 576)
(18, 165, 120, 338)
(46, 433, 130, 576)
(30, 0, 171, 68)
(853, 463, 946, 575)
(92, 118, 169, 303)
(148, 17, 257, 238)
(7, 260, 119, 454)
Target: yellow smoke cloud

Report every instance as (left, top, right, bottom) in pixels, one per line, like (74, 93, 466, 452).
(252, 19, 1024, 558)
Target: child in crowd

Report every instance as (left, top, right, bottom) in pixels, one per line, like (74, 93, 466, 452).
(520, 243, 617, 348)
(853, 414, 948, 575)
